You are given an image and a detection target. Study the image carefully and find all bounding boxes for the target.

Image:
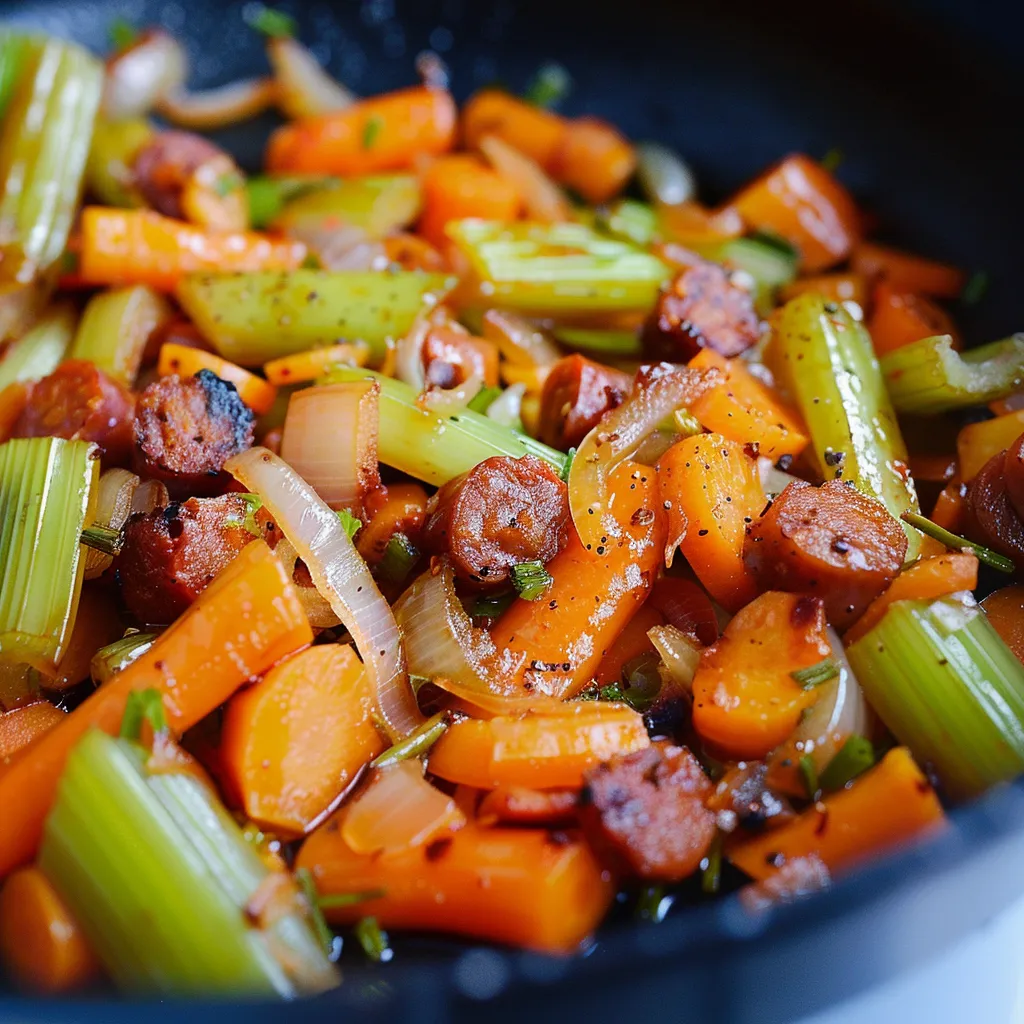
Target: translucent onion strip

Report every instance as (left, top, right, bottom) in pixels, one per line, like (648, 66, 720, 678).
(647, 624, 701, 699)
(102, 30, 186, 120)
(481, 309, 562, 368)
(157, 78, 276, 130)
(267, 37, 356, 120)
(84, 469, 139, 580)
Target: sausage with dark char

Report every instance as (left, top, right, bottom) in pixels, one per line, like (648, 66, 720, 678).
(538, 354, 631, 451)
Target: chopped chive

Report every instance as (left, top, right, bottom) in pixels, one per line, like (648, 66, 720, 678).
(317, 889, 387, 910)
(470, 590, 516, 620)
(523, 61, 572, 109)
(362, 116, 383, 151)
(821, 147, 844, 173)
(818, 734, 875, 792)
(353, 916, 392, 963)
(790, 658, 839, 689)
(467, 385, 503, 414)
(214, 172, 244, 198)
(336, 508, 362, 541)
(901, 511, 1015, 573)
(511, 560, 553, 601)
(635, 885, 671, 923)
(80, 524, 123, 556)
(799, 754, 819, 799)
(620, 652, 662, 713)
(700, 833, 723, 895)
(370, 711, 450, 768)
(560, 447, 576, 483)
(377, 532, 419, 587)
(295, 867, 336, 958)
(119, 688, 167, 741)
(108, 16, 138, 51)
(244, 3, 296, 38)
(961, 270, 989, 306)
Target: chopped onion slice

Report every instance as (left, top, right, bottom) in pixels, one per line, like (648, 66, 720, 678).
(568, 361, 721, 550)
(272, 537, 341, 629)
(267, 36, 356, 120)
(481, 310, 562, 368)
(102, 29, 187, 120)
(157, 78, 277, 130)
(418, 368, 485, 415)
(285, 220, 386, 272)
(757, 455, 802, 499)
(227, 447, 420, 740)
(636, 142, 698, 207)
(394, 313, 430, 391)
(648, 624, 701, 699)
(429, 674, 578, 719)
(130, 479, 169, 516)
(479, 134, 571, 223)
(84, 469, 139, 580)
(487, 382, 526, 427)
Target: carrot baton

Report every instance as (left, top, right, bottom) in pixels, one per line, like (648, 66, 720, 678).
(157, 342, 278, 415)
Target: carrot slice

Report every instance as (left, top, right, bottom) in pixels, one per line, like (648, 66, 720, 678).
(427, 703, 650, 790)
(0, 382, 31, 444)
(263, 343, 370, 386)
(867, 281, 958, 357)
(267, 86, 458, 175)
(957, 410, 1024, 483)
(691, 591, 830, 759)
(0, 541, 311, 879)
(0, 702, 65, 765)
(779, 273, 869, 308)
(844, 553, 979, 645)
(157, 342, 278, 415)
(851, 241, 966, 299)
(78, 207, 306, 291)
(550, 117, 636, 204)
(657, 202, 745, 248)
(0, 866, 99, 993)
(461, 89, 569, 170)
(931, 480, 967, 533)
(220, 644, 384, 836)
(729, 748, 946, 880)
(657, 433, 765, 612)
(982, 585, 1024, 666)
(688, 349, 809, 463)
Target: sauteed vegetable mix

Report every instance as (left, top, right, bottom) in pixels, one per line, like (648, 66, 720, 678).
(1, 9, 1024, 997)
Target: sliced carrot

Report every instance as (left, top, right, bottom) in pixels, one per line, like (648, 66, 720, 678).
(957, 410, 1024, 482)
(721, 154, 861, 272)
(688, 349, 809, 463)
(382, 232, 448, 273)
(0, 866, 99, 993)
(267, 86, 458, 175)
(867, 281, 958, 357)
(78, 207, 306, 291)
(592, 604, 664, 688)
(297, 820, 613, 953)
(0, 382, 31, 444)
(851, 241, 966, 299)
(0, 541, 311, 879)
(779, 273, 868, 308)
(657, 433, 765, 612)
(0, 702, 65, 766)
(157, 343, 278, 415)
(418, 153, 522, 248)
(691, 591, 830, 759)
(356, 482, 430, 563)
(478, 133, 572, 223)
(428, 703, 649, 790)
(931, 480, 968, 533)
(461, 89, 569, 170)
(658, 202, 745, 248)
(550, 117, 636, 204)
(220, 644, 384, 836)
(982, 585, 1024, 666)
(844, 553, 979, 645)
(423, 325, 500, 388)
(729, 748, 946, 880)
(493, 461, 666, 699)
(476, 786, 579, 826)
(263, 343, 370, 386)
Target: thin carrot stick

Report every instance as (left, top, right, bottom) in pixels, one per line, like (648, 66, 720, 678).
(157, 343, 278, 415)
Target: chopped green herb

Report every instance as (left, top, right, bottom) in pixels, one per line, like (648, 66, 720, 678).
(371, 712, 451, 768)
(214, 172, 244, 198)
(560, 447, 576, 483)
(790, 658, 839, 689)
(470, 591, 517, 620)
(317, 889, 387, 910)
(337, 508, 363, 540)
(353, 916, 392, 963)
(226, 493, 264, 537)
(818, 735, 875, 792)
(620, 651, 662, 713)
(635, 885, 671, 923)
(574, 680, 628, 703)
(377, 532, 418, 586)
(119, 688, 167, 741)
(362, 116, 384, 151)
(80, 524, 123, 556)
(243, 3, 296, 38)
(511, 560, 554, 601)
(295, 867, 336, 957)
(821, 147, 844, 173)
(799, 754, 819, 799)
(108, 17, 138, 52)
(467, 385, 502, 414)
(523, 61, 572, 109)
(901, 511, 1015, 573)
(701, 834, 723, 895)
(961, 269, 989, 306)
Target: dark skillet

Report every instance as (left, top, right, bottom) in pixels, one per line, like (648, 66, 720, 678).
(2, 0, 1024, 1020)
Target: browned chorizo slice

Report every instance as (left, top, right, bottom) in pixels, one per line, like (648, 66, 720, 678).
(422, 454, 570, 588)
(738, 854, 831, 912)
(1003, 432, 1024, 524)
(743, 480, 907, 629)
(477, 786, 579, 827)
(133, 370, 255, 498)
(117, 494, 257, 625)
(132, 131, 224, 220)
(966, 451, 1024, 563)
(579, 744, 715, 882)
(538, 354, 631, 451)
(11, 360, 135, 464)
(643, 262, 761, 362)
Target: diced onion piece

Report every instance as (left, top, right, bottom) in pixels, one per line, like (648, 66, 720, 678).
(284, 219, 386, 272)
(394, 313, 430, 390)
(568, 362, 720, 550)
(341, 760, 465, 855)
(478, 134, 571, 223)
(102, 29, 187, 120)
(481, 310, 562, 368)
(156, 78, 276, 130)
(636, 142, 697, 207)
(227, 447, 420, 741)
(272, 538, 340, 629)
(487, 382, 526, 427)
(84, 468, 139, 580)
(429, 674, 578, 718)
(757, 454, 803, 498)
(130, 479, 169, 516)
(647, 623, 701, 699)
(267, 36, 356, 120)
(418, 368, 485, 416)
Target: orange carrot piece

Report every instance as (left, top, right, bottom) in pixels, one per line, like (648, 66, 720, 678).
(851, 241, 966, 299)
(267, 86, 458, 175)
(931, 480, 967, 533)
(418, 154, 522, 248)
(592, 604, 664, 688)
(722, 155, 861, 272)
(658, 202, 745, 248)
(263, 343, 370, 386)
(867, 281, 958, 357)
(478, 133, 572, 223)
(0, 541, 311, 879)
(982, 585, 1024, 666)
(0, 703, 65, 766)
(688, 349, 810, 463)
(428, 703, 649, 790)
(957, 410, 1024, 483)
(78, 207, 306, 291)
(220, 644, 384, 836)
(0, 382, 31, 444)
(550, 117, 636, 204)
(461, 89, 569, 170)
(298, 820, 613, 953)
(492, 462, 666, 699)
(729, 748, 947, 881)
(691, 591, 830, 759)
(657, 434, 765, 612)
(476, 785, 579, 826)
(0, 867, 99, 993)
(844, 553, 979, 645)
(356, 482, 430, 563)
(779, 273, 869, 308)
(157, 342, 278, 415)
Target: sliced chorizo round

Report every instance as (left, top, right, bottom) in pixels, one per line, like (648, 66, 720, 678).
(132, 130, 223, 220)
(538, 354, 631, 451)
(966, 451, 1024, 563)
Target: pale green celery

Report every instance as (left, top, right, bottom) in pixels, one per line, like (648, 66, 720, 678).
(40, 729, 339, 997)
(272, 174, 422, 239)
(447, 220, 669, 313)
(846, 596, 1024, 800)
(0, 35, 103, 340)
(70, 285, 173, 385)
(0, 31, 30, 119)
(880, 333, 1024, 414)
(0, 437, 97, 674)
(84, 117, 154, 207)
(177, 269, 456, 366)
(699, 235, 798, 315)
(0, 299, 75, 390)
(246, 175, 334, 230)
(553, 326, 642, 356)
(597, 199, 658, 247)
(90, 631, 157, 685)
(324, 366, 567, 486)
(772, 294, 920, 555)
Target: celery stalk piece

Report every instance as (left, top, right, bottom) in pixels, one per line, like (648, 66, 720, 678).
(597, 199, 658, 247)
(0, 437, 97, 674)
(0, 35, 103, 340)
(70, 285, 174, 386)
(176, 269, 456, 366)
(245, 175, 334, 230)
(40, 729, 340, 997)
(323, 365, 567, 486)
(0, 32, 30, 119)
(846, 595, 1024, 800)
(446, 219, 670, 313)
(0, 298, 75, 390)
(880, 333, 1024, 414)
(553, 326, 642, 356)
(90, 631, 157, 685)
(84, 116, 154, 208)
(772, 293, 920, 554)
